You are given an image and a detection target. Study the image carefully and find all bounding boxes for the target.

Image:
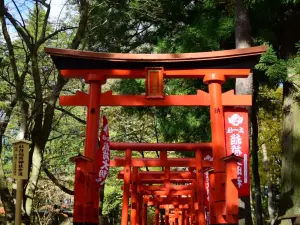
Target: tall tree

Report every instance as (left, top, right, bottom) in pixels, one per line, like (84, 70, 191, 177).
(0, 0, 89, 223)
(280, 51, 300, 224)
(256, 86, 283, 225)
(234, 0, 260, 224)
(277, 2, 300, 224)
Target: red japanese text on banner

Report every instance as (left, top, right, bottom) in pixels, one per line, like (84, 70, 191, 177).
(96, 116, 110, 186)
(224, 109, 250, 196)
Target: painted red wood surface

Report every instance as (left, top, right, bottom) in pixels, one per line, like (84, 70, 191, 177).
(111, 157, 212, 167)
(59, 68, 251, 79)
(59, 90, 252, 107)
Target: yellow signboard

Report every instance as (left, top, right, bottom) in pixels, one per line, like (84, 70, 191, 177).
(12, 140, 30, 180)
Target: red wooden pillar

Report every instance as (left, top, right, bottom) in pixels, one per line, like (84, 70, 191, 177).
(131, 167, 138, 225)
(186, 214, 188, 225)
(161, 208, 165, 225)
(155, 205, 160, 225)
(204, 73, 226, 224)
(183, 211, 189, 225)
(175, 208, 179, 225)
(189, 213, 192, 225)
(191, 180, 197, 225)
(138, 182, 143, 225)
(161, 151, 170, 189)
(165, 205, 170, 225)
(142, 202, 148, 225)
(196, 149, 205, 225)
(122, 148, 132, 225)
(179, 211, 183, 225)
(187, 211, 191, 225)
(73, 77, 103, 225)
(161, 150, 170, 225)
(70, 155, 91, 224)
(222, 155, 242, 224)
(209, 169, 216, 224)
(182, 209, 188, 225)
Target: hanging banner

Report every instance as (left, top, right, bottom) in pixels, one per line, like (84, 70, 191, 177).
(203, 150, 212, 225)
(96, 116, 110, 186)
(204, 168, 210, 225)
(224, 108, 250, 196)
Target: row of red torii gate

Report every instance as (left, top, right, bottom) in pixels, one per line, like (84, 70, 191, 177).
(45, 45, 267, 225)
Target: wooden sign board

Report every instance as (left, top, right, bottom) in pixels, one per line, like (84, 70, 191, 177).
(145, 67, 164, 98)
(12, 140, 31, 180)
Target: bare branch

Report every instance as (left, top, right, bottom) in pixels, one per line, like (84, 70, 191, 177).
(37, 26, 78, 47)
(54, 106, 86, 124)
(37, 0, 50, 8)
(11, 0, 26, 27)
(43, 167, 74, 195)
(70, 0, 89, 49)
(0, 1, 22, 97)
(20, 54, 30, 87)
(35, 0, 39, 42)
(38, 0, 51, 44)
(41, 0, 89, 143)
(3, 10, 33, 49)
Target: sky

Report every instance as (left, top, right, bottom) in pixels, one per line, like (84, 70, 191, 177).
(3, 0, 70, 40)
(49, 0, 66, 20)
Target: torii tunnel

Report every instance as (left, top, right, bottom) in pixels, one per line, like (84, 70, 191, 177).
(45, 45, 267, 225)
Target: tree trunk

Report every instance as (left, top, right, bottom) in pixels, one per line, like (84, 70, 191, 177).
(279, 68, 300, 225)
(234, 0, 255, 225)
(17, 101, 29, 140)
(252, 80, 264, 225)
(99, 184, 105, 225)
(262, 143, 276, 225)
(0, 0, 89, 223)
(24, 143, 43, 218)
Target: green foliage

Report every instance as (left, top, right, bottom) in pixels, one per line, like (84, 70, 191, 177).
(154, 11, 235, 53)
(288, 41, 300, 75)
(102, 172, 123, 217)
(255, 45, 287, 85)
(26, 6, 53, 40)
(248, 86, 282, 223)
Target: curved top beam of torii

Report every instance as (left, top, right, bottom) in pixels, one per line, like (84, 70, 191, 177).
(45, 46, 267, 71)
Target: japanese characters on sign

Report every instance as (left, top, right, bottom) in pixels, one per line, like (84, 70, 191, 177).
(224, 109, 250, 196)
(12, 140, 30, 180)
(96, 116, 110, 186)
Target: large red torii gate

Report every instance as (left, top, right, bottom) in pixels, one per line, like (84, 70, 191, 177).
(45, 45, 267, 225)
